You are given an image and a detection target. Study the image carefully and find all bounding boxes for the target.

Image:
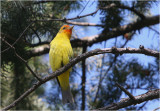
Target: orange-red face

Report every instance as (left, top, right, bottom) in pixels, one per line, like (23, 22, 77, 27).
(59, 25, 74, 36)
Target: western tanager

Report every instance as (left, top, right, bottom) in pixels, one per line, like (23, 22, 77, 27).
(49, 25, 74, 104)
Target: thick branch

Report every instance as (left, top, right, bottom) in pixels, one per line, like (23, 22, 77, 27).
(3, 47, 159, 110)
(96, 89, 160, 110)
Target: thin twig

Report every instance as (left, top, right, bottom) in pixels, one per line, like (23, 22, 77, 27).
(93, 41, 107, 103)
(93, 52, 106, 103)
(115, 82, 136, 101)
(1, 22, 34, 54)
(81, 46, 87, 110)
(67, 8, 99, 21)
(137, 101, 148, 110)
(153, 107, 160, 111)
(148, 26, 160, 35)
(30, 27, 41, 43)
(100, 3, 145, 19)
(1, 38, 42, 81)
(77, 1, 90, 16)
(33, 5, 99, 22)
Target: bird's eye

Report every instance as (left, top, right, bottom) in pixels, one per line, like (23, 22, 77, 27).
(63, 27, 66, 30)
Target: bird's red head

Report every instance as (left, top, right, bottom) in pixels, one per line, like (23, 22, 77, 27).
(59, 25, 74, 36)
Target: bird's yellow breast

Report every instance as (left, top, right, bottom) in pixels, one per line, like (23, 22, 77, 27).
(49, 33, 73, 72)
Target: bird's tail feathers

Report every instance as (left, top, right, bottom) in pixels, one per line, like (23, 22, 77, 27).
(62, 86, 74, 104)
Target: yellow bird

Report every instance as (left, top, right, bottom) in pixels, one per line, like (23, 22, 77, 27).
(49, 25, 74, 104)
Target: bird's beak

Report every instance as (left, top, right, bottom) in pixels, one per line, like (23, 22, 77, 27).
(69, 25, 74, 30)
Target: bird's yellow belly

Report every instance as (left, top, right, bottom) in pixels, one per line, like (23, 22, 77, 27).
(49, 45, 71, 90)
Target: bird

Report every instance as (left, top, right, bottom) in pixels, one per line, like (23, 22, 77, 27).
(49, 25, 74, 104)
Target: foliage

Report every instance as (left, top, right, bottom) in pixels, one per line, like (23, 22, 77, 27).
(99, 1, 123, 31)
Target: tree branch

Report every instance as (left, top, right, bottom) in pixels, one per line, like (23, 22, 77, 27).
(29, 41, 50, 47)
(35, 3, 147, 26)
(29, 46, 159, 59)
(81, 46, 87, 110)
(96, 89, 160, 110)
(116, 83, 136, 101)
(65, 20, 104, 27)
(33, 16, 104, 27)
(2, 47, 159, 110)
(77, 1, 90, 16)
(2, 9, 159, 56)
(154, 107, 160, 111)
(30, 27, 41, 43)
(26, 44, 50, 58)
(74, 15, 159, 47)
(148, 26, 160, 35)
(33, 5, 99, 23)
(26, 15, 159, 57)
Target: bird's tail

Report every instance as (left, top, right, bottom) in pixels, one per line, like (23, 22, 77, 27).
(57, 71, 74, 104)
(62, 86, 74, 104)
